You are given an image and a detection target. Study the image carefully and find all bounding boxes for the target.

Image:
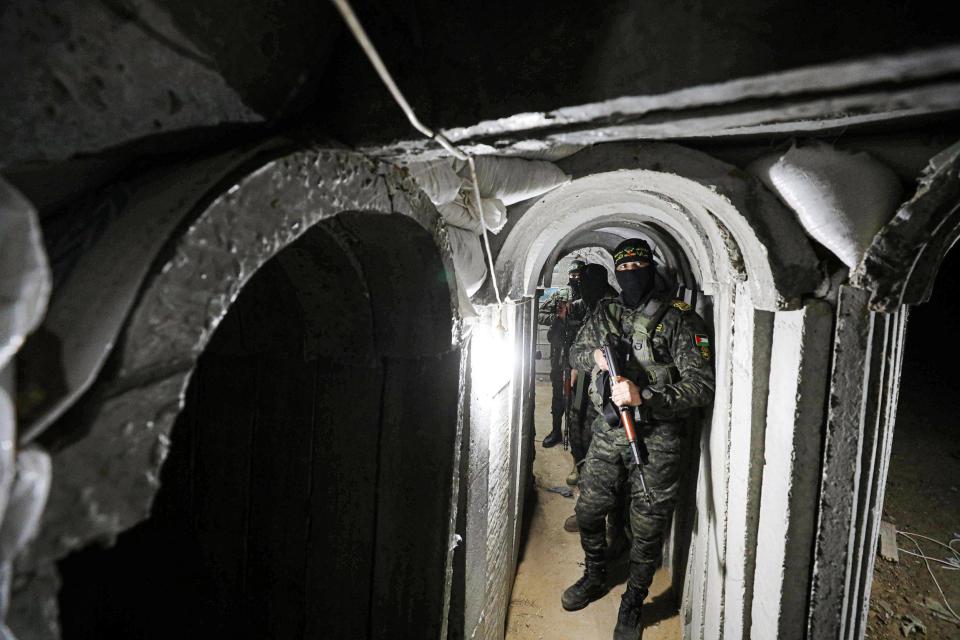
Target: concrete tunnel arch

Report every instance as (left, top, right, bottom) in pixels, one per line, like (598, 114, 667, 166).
(497, 168, 816, 309)
(492, 155, 827, 638)
(16, 148, 467, 639)
(541, 224, 698, 297)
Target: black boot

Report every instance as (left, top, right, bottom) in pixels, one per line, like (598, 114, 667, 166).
(542, 414, 563, 448)
(613, 585, 646, 639)
(561, 561, 607, 611)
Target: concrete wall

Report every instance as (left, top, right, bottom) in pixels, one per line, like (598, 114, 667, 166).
(460, 301, 537, 640)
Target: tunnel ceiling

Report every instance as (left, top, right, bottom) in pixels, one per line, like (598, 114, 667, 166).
(3, 0, 959, 170)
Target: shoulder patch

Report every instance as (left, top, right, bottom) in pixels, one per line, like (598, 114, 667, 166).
(694, 333, 711, 360)
(671, 300, 692, 311)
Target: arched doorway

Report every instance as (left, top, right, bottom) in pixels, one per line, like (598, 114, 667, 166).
(492, 143, 824, 639)
(55, 214, 460, 639)
(10, 149, 466, 640)
(55, 214, 461, 639)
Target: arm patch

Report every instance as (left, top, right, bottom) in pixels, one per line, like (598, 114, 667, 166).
(671, 300, 692, 311)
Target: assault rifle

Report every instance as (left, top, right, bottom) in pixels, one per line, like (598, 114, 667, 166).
(560, 306, 574, 450)
(603, 333, 650, 494)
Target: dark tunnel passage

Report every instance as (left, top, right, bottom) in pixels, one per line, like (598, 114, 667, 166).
(56, 214, 462, 640)
(865, 244, 960, 638)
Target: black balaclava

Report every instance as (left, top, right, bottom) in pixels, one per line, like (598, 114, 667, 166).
(567, 259, 585, 299)
(612, 239, 656, 308)
(579, 263, 610, 307)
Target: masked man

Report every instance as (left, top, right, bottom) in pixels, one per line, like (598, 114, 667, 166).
(561, 239, 715, 640)
(564, 263, 618, 485)
(537, 259, 584, 448)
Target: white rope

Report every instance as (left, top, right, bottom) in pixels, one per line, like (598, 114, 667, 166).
(329, 0, 504, 306)
(896, 530, 960, 623)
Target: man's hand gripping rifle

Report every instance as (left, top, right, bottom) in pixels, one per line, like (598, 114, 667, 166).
(603, 333, 651, 495)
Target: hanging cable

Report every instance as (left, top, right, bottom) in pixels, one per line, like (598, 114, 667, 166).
(897, 530, 960, 624)
(330, 0, 504, 307)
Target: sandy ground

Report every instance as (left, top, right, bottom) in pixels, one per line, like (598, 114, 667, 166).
(505, 381, 680, 640)
(866, 352, 960, 639)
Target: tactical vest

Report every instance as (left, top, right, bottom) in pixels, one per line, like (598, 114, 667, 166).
(589, 297, 681, 422)
(620, 298, 680, 392)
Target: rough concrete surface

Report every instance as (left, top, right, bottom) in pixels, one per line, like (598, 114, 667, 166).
(751, 301, 834, 640)
(0, 0, 264, 165)
(505, 382, 679, 640)
(853, 141, 960, 312)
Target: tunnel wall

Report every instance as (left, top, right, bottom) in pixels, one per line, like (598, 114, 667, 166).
(458, 301, 537, 640)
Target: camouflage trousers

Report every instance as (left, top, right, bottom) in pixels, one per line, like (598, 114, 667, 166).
(574, 416, 685, 591)
(568, 390, 597, 465)
(549, 367, 565, 419)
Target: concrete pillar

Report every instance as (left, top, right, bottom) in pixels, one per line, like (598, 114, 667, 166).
(846, 309, 908, 639)
(693, 286, 734, 640)
(441, 342, 472, 640)
(722, 283, 775, 640)
(464, 313, 492, 639)
(807, 286, 875, 639)
(750, 301, 833, 640)
(511, 300, 538, 572)
(464, 302, 533, 640)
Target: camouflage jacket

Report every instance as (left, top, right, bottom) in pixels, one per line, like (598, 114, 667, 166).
(537, 287, 575, 327)
(569, 294, 715, 422)
(538, 287, 578, 369)
(566, 285, 619, 331)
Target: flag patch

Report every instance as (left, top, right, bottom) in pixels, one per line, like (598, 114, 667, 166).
(694, 334, 711, 360)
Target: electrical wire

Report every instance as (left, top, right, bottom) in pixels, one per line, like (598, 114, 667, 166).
(896, 530, 960, 624)
(329, 0, 504, 307)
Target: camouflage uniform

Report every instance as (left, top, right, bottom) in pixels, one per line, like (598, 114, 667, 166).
(569, 292, 715, 594)
(538, 287, 580, 431)
(566, 287, 617, 465)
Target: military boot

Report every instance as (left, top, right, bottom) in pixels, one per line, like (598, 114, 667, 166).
(613, 585, 646, 639)
(566, 464, 580, 486)
(561, 561, 607, 611)
(542, 414, 563, 448)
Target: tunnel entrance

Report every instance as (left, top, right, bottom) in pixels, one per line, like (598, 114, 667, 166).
(507, 241, 697, 639)
(865, 246, 960, 638)
(56, 213, 461, 639)
(492, 154, 824, 637)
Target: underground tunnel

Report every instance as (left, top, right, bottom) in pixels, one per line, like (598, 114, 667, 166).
(1, 3, 959, 640)
(54, 213, 462, 639)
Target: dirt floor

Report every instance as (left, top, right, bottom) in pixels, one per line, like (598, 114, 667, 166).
(505, 381, 680, 640)
(866, 318, 960, 638)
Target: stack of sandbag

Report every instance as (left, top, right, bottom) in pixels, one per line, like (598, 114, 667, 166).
(407, 156, 570, 300)
(749, 142, 902, 268)
(0, 180, 50, 369)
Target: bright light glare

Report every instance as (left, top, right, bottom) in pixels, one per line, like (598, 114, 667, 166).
(472, 321, 516, 393)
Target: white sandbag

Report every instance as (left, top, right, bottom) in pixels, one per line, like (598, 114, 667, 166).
(0, 179, 51, 369)
(0, 446, 51, 562)
(437, 192, 508, 235)
(457, 156, 570, 206)
(408, 156, 569, 235)
(749, 143, 902, 268)
(406, 159, 463, 206)
(446, 225, 488, 298)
